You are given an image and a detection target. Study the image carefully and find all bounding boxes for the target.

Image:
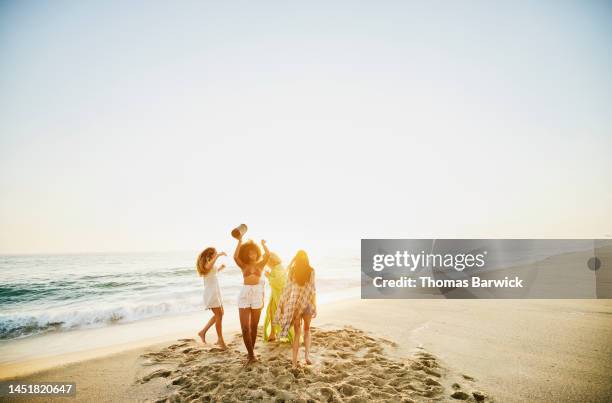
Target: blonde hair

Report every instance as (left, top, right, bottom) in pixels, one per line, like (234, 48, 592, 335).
(290, 250, 313, 286)
(267, 252, 282, 267)
(196, 247, 216, 276)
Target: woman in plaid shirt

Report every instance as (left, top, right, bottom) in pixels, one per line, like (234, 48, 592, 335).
(274, 250, 317, 367)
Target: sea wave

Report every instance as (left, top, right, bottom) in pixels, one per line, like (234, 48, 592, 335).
(0, 299, 204, 340)
(0, 252, 360, 341)
(0, 266, 199, 306)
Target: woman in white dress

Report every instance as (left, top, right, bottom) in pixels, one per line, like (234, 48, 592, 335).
(196, 247, 227, 349)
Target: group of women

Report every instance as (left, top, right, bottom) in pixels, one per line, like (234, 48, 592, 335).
(195, 232, 316, 367)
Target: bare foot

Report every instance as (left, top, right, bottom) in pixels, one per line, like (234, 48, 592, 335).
(197, 330, 206, 344)
(268, 337, 276, 342)
(292, 361, 301, 369)
(243, 356, 258, 367)
(215, 341, 228, 350)
(304, 357, 312, 365)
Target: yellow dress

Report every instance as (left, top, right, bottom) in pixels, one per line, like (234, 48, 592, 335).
(263, 264, 294, 342)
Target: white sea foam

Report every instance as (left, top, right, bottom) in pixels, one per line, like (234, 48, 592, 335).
(0, 251, 359, 339)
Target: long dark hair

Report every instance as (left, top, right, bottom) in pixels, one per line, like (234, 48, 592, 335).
(290, 250, 313, 286)
(196, 247, 216, 276)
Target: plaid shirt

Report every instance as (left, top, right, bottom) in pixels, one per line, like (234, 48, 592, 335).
(274, 270, 316, 338)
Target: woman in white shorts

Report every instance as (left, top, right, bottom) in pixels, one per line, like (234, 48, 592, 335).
(233, 234, 270, 365)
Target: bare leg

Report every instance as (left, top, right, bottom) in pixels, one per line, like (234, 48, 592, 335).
(249, 308, 263, 352)
(292, 315, 302, 368)
(198, 313, 216, 343)
(239, 308, 255, 363)
(269, 323, 277, 342)
(302, 314, 312, 364)
(211, 307, 227, 349)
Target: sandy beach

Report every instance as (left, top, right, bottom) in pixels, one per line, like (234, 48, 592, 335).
(2, 298, 611, 402)
(2, 1, 611, 402)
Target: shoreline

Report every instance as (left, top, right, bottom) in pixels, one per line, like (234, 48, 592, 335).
(0, 287, 360, 379)
(1, 298, 611, 402)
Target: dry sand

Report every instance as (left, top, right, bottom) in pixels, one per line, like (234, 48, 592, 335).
(2, 299, 611, 402)
(136, 327, 487, 402)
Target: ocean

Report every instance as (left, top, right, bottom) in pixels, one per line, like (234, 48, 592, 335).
(0, 252, 360, 341)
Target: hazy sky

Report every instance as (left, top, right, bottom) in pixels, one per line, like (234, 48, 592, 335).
(1, 1, 611, 255)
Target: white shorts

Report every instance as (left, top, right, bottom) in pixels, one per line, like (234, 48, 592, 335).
(238, 283, 264, 309)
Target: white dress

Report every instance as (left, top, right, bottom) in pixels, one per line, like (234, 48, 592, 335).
(202, 266, 222, 309)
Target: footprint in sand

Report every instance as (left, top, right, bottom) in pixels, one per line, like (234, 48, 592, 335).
(139, 326, 492, 402)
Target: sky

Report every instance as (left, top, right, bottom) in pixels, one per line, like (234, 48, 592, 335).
(0, 0, 611, 255)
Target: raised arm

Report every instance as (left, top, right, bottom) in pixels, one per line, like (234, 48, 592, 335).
(214, 252, 226, 271)
(202, 251, 225, 274)
(233, 237, 244, 269)
(209, 251, 225, 268)
(257, 240, 270, 270)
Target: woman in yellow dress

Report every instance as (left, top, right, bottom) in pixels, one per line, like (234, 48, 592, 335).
(263, 253, 293, 342)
